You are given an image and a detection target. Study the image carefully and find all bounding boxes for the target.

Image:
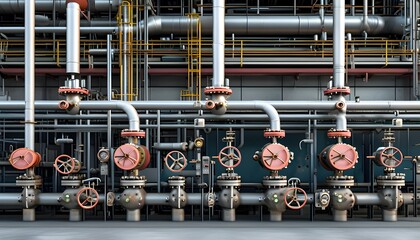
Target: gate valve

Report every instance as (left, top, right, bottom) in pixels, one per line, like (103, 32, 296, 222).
(164, 151, 188, 172)
(218, 146, 241, 168)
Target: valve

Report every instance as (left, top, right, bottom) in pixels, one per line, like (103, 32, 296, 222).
(260, 143, 291, 171)
(318, 143, 358, 171)
(114, 144, 150, 171)
(374, 146, 403, 168)
(284, 187, 307, 210)
(54, 154, 77, 175)
(76, 187, 99, 210)
(164, 151, 188, 172)
(9, 148, 39, 170)
(218, 146, 241, 168)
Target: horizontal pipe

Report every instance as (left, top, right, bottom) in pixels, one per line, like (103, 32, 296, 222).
(145, 15, 404, 36)
(147, 68, 413, 76)
(0, 113, 419, 121)
(0, 26, 117, 34)
(153, 142, 188, 151)
(0, 68, 412, 77)
(0, 193, 105, 206)
(0, 0, 118, 13)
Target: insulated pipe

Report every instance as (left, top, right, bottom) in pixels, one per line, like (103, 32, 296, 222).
(144, 16, 403, 36)
(66, 2, 80, 75)
(24, 0, 35, 151)
(213, 0, 225, 88)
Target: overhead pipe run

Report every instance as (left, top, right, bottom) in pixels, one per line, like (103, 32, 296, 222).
(144, 15, 404, 37)
(0, 0, 119, 13)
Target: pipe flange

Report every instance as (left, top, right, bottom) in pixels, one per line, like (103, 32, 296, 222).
(121, 129, 146, 138)
(327, 129, 352, 138)
(264, 130, 286, 139)
(323, 87, 351, 96)
(58, 87, 89, 96)
(66, 0, 88, 11)
(204, 87, 233, 95)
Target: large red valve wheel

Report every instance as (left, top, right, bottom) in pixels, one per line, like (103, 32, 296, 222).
(114, 144, 141, 170)
(376, 146, 403, 168)
(9, 148, 38, 170)
(34, 152, 42, 167)
(164, 151, 188, 172)
(261, 143, 290, 171)
(138, 145, 151, 170)
(320, 143, 358, 171)
(218, 146, 241, 168)
(284, 187, 308, 210)
(54, 154, 76, 175)
(76, 187, 99, 210)
(318, 146, 334, 171)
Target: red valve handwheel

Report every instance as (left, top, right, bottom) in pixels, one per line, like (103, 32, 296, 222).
(261, 143, 290, 171)
(54, 154, 76, 175)
(9, 148, 38, 170)
(378, 146, 403, 168)
(325, 143, 358, 171)
(284, 187, 308, 210)
(113, 144, 140, 170)
(218, 146, 241, 168)
(76, 187, 99, 210)
(164, 151, 187, 172)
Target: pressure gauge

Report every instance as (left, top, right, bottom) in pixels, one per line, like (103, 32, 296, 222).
(194, 137, 204, 148)
(97, 148, 110, 163)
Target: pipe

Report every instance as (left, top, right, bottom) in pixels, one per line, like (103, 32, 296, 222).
(0, 26, 117, 34)
(24, 0, 35, 151)
(213, 0, 225, 88)
(0, 0, 118, 13)
(144, 15, 404, 36)
(363, 0, 370, 31)
(0, 193, 105, 206)
(7, 100, 420, 112)
(153, 142, 188, 151)
(228, 102, 280, 131)
(121, 3, 131, 101)
(78, 101, 139, 131)
(333, 0, 345, 89)
(66, 2, 80, 75)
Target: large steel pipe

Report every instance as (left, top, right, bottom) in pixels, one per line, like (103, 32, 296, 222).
(146, 16, 404, 36)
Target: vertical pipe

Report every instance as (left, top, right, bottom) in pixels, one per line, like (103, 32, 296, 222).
(122, 4, 130, 101)
(363, 0, 370, 31)
(157, 110, 161, 193)
(24, 0, 35, 153)
(412, 0, 419, 99)
(213, 0, 225, 87)
(144, 0, 149, 101)
(333, 0, 345, 89)
(372, 0, 375, 14)
(66, 2, 80, 76)
(107, 34, 113, 100)
(320, 0, 325, 25)
(351, 0, 356, 16)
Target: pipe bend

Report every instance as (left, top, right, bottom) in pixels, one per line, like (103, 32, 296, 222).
(79, 101, 139, 131)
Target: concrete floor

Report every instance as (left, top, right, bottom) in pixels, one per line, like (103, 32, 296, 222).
(0, 219, 419, 240)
